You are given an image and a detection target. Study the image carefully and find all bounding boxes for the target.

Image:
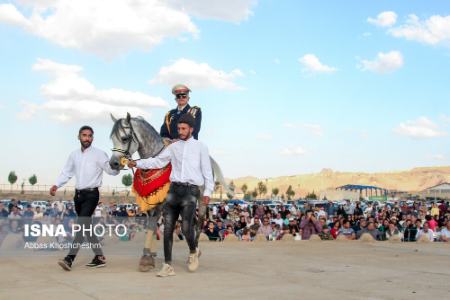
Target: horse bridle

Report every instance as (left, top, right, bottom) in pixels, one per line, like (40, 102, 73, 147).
(111, 119, 165, 160)
(111, 119, 140, 159)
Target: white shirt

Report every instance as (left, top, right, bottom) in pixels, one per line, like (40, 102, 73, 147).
(416, 229, 434, 241)
(440, 228, 450, 239)
(55, 146, 119, 189)
(136, 137, 214, 197)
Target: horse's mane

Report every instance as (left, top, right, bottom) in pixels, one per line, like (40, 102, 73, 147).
(110, 116, 161, 140)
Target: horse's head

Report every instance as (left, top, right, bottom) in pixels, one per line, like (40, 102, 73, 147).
(109, 112, 140, 170)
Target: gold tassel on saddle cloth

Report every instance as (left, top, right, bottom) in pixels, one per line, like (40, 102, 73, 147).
(132, 182, 170, 212)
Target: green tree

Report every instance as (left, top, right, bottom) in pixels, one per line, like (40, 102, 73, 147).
(257, 181, 267, 199)
(272, 188, 279, 198)
(29, 174, 37, 186)
(251, 188, 258, 199)
(306, 191, 317, 200)
(241, 183, 248, 194)
(122, 174, 133, 187)
(227, 193, 233, 200)
(286, 185, 295, 200)
(243, 193, 251, 201)
(8, 171, 17, 191)
(122, 174, 133, 197)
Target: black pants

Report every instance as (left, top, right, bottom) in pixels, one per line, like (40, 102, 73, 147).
(68, 188, 103, 258)
(163, 183, 199, 264)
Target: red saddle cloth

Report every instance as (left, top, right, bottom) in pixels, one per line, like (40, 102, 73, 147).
(132, 163, 172, 197)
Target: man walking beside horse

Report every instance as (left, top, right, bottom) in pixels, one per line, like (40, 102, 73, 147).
(160, 84, 207, 259)
(128, 114, 214, 277)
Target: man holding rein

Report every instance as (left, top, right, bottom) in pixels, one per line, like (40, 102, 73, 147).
(128, 114, 214, 277)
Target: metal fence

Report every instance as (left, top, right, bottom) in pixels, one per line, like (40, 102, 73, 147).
(0, 184, 131, 194)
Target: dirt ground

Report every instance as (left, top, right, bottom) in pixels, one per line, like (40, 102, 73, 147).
(0, 239, 449, 300)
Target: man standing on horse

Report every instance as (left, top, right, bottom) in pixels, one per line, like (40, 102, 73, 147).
(160, 83, 206, 254)
(50, 125, 119, 271)
(128, 114, 214, 277)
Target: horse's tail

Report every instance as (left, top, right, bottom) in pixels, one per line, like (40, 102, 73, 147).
(210, 157, 234, 196)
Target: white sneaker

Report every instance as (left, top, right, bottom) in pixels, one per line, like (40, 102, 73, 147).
(156, 263, 176, 277)
(187, 252, 199, 272)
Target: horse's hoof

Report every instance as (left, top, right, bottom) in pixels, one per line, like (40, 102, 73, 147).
(139, 255, 155, 272)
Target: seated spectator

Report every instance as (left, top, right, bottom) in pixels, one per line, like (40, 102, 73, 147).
(215, 219, 226, 232)
(353, 218, 367, 234)
(22, 205, 34, 220)
(386, 222, 402, 240)
(300, 210, 322, 240)
(223, 224, 234, 239)
(338, 220, 356, 240)
(0, 203, 8, 218)
(319, 225, 333, 240)
(426, 215, 438, 232)
(403, 219, 417, 242)
(330, 221, 340, 239)
(416, 222, 434, 242)
(257, 217, 273, 240)
(270, 224, 283, 241)
(288, 218, 300, 235)
(205, 221, 221, 241)
(272, 213, 284, 228)
(240, 227, 252, 241)
(439, 222, 450, 242)
(234, 215, 247, 232)
(356, 222, 382, 240)
(8, 206, 22, 220)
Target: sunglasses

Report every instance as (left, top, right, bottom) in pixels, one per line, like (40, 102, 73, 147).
(175, 94, 188, 99)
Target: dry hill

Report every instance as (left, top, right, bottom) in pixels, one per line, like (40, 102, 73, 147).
(230, 166, 450, 197)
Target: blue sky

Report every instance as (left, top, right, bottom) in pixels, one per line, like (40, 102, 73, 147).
(0, 0, 449, 187)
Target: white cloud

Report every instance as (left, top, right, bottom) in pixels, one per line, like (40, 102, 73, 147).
(0, 3, 31, 27)
(256, 133, 272, 141)
(0, 0, 197, 58)
(280, 146, 306, 156)
(302, 123, 324, 136)
(367, 11, 397, 27)
(440, 114, 450, 125)
(394, 116, 447, 139)
(282, 122, 324, 136)
(166, 0, 257, 23)
(17, 101, 39, 120)
(431, 154, 446, 161)
(360, 51, 403, 74)
(18, 58, 168, 122)
(150, 58, 244, 91)
(0, 0, 257, 57)
(389, 14, 450, 46)
(299, 54, 337, 74)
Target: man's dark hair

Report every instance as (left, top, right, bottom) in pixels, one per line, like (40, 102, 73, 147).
(177, 114, 195, 128)
(79, 125, 94, 135)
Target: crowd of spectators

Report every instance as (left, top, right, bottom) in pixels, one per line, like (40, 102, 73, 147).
(1, 198, 449, 248)
(200, 200, 450, 243)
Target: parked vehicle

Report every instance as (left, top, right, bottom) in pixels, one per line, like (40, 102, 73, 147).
(31, 200, 50, 210)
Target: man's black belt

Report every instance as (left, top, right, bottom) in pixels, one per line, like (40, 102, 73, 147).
(171, 182, 198, 188)
(75, 187, 99, 193)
